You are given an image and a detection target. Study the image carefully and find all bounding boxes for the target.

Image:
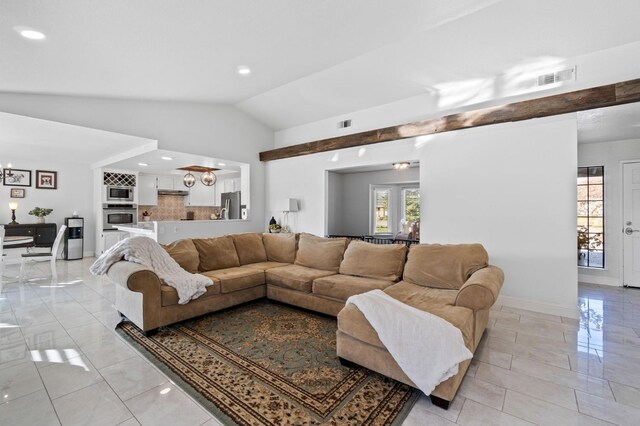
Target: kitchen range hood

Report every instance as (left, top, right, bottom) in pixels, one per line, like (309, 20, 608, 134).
(158, 189, 189, 196)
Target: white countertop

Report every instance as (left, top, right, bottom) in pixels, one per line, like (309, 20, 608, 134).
(114, 225, 155, 234)
(152, 219, 249, 223)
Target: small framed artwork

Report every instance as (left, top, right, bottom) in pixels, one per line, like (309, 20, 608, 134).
(10, 188, 25, 198)
(36, 170, 58, 189)
(3, 169, 31, 187)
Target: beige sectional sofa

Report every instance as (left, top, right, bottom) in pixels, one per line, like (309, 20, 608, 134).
(107, 232, 503, 408)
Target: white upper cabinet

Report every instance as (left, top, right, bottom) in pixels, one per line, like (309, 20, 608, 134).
(138, 174, 158, 206)
(214, 182, 222, 206)
(220, 177, 241, 193)
(156, 175, 187, 191)
(157, 175, 175, 190)
(185, 175, 216, 206)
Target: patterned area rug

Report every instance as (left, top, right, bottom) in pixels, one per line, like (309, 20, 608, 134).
(117, 300, 418, 425)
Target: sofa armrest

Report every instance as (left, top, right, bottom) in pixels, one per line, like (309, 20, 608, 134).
(106, 261, 162, 295)
(454, 265, 504, 311)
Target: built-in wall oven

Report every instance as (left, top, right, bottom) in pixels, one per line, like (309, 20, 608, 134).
(104, 186, 134, 203)
(103, 204, 137, 230)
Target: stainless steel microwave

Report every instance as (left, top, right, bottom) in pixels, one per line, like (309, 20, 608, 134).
(103, 204, 137, 230)
(105, 186, 134, 202)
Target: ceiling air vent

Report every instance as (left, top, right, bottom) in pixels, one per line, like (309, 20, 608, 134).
(337, 119, 352, 129)
(537, 66, 576, 87)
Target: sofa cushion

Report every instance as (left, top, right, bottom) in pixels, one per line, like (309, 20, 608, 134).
(385, 281, 458, 305)
(266, 264, 336, 293)
(160, 280, 221, 307)
(161, 239, 200, 273)
(232, 233, 268, 265)
(339, 241, 407, 282)
(403, 243, 488, 290)
(385, 281, 474, 349)
(339, 282, 474, 350)
(312, 274, 394, 301)
(262, 233, 297, 263)
(294, 233, 347, 272)
(242, 261, 289, 271)
(203, 267, 265, 294)
(193, 236, 241, 272)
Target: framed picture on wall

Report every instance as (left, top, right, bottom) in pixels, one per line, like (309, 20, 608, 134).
(36, 170, 57, 189)
(2, 169, 31, 187)
(10, 188, 25, 198)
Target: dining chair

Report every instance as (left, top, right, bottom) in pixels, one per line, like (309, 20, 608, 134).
(19, 225, 67, 282)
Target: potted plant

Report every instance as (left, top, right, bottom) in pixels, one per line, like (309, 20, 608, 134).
(28, 207, 53, 224)
(142, 210, 152, 221)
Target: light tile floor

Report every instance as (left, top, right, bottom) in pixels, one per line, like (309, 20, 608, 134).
(1, 258, 640, 425)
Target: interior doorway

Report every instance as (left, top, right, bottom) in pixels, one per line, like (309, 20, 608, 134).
(577, 103, 640, 287)
(326, 162, 420, 241)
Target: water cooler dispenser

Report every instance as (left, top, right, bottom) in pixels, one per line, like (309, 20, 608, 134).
(64, 217, 84, 260)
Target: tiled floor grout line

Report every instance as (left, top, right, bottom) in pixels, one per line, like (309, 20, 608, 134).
(6, 274, 640, 425)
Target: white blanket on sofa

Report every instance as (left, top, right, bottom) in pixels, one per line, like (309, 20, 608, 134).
(346, 290, 473, 396)
(90, 236, 212, 304)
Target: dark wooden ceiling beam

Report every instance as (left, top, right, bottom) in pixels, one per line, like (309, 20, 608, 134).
(259, 78, 640, 162)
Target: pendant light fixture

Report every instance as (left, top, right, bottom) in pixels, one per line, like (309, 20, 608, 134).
(183, 170, 196, 188)
(201, 170, 217, 186)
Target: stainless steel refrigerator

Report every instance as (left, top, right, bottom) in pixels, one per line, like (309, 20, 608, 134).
(220, 191, 241, 219)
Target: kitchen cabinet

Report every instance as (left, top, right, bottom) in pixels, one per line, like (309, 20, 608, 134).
(222, 178, 241, 193)
(214, 182, 222, 206)
(216, 177, 241, 202)
(157, 175, 175, 191)
(138, 174, 158, 206)
(233, 177, 241, 192)
(156, 175, 184, 190)
(185, 181, 216, 206)
(101, 230, 127, 254)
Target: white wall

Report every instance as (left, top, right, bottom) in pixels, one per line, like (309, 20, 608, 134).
(0, 158, 94, 255)
(328, 168, 419, 236)
(578, 139, 640, 286)
(266, 115, 579, 317)
(274, 40, 640, 148)
(0, 93, 274, 244)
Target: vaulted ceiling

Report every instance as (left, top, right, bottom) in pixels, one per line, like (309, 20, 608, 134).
(2, 0, 640, 132)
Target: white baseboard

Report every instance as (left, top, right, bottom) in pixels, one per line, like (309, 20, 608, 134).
(578, 274, 620, 287)
(497, 295, 579, 319)
(83, 251, 95, 258)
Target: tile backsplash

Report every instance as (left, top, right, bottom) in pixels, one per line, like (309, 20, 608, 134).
(139, 195, 219, 221)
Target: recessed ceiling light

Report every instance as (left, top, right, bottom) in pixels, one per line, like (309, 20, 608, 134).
(160, 156, 173, 161)
(138, 162, 149, 167)
(237, 66, 251, 76)
(20, 30, 46, 40)
(218, 163, 226, 166)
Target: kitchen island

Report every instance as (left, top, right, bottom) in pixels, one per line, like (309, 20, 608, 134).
(117, 219, 254, 244)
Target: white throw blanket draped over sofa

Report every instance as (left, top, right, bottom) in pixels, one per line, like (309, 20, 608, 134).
(346, 290, 473, 396)
(90, 236, 212, 304)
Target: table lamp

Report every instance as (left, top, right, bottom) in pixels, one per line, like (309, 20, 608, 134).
(8, 202, 18, 224)
(277, 198, 299, 233)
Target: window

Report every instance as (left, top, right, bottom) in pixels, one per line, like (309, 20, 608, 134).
(578, 166, 604, 268)
(402, 188, 420, 223)
(372, 187, 391, 234)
